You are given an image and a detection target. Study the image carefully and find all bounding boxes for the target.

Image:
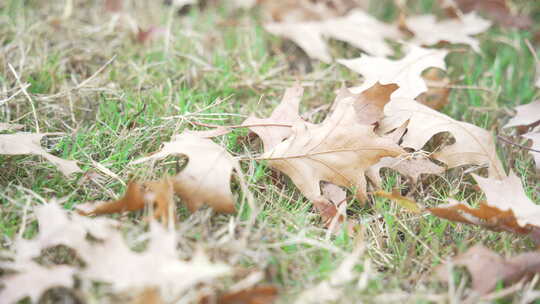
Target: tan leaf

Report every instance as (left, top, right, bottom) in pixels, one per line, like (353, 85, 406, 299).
(338, 45, 448, 99)
(262, 91, 404, 202)
(76, 178, 175, 223)
(201, 285, 278, 304)
(380, 99, 506, 179)
(132, 133, 237, 213)
(260, 0, 367, 22)
(428, 172, 540, 235)
(367, 154, 445, 189)
(0, 261, 76, 304)
(242, 84, 305, 152)
(405, 13, 491, 52)
(0, 133, 81, 176)
(504, 100, 540, 129)
(314, 182, 348, 231)
(435, 245, 540, 294)
(265, 10, 402, 63)
(523, 132, 540, 171)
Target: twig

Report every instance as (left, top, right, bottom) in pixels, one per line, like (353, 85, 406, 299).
(8, 64, 40, 133)
(497, 135, 540, 153)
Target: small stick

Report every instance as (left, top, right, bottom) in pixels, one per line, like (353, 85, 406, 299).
(497, 135, 540, 153)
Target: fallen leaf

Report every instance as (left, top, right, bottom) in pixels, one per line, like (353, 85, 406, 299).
(417, 68, 452, 110)
(260, 0, 366, 22)
(428, 172, 540, 235)
(132, 133, 238, 213)
(242, 84, 305, 152)
(0, 133, 82, 176)
(380, 99, 506, 179)
(435, 245, 540, 294)
(76, 178, 175, 223)
(446, 0, 532, 29)
(338, 45, 448, 99)
(366, 155, 445, 189)
(373, 189, 424, 213)
(314, 182, 348, 231)
(503, 100, 540, 129)
(201, 285, 278, 304)
(0, 261, 76, 304)
(405, 13, 491, 52)
(265, 9, 402, 63)
(262, 89, 404, 203)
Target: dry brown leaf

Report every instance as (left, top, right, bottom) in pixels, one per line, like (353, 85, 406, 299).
(444, 0, 532, 29)
(242, 84, 305, 152)
(435, 245, 540, 294)
(0, 261, 76, 304)
(428, 172, 540, 235)
(0, 133, 82, 176)
(380, 98, 506, 179)
(76, 178, 175, 222)
(132, 133, 237, 213)
(417, 68, 451, 110)
(523, 132, 540, 171)
(366, 155, 445, 189)
(265, 9, 401, 63)
(338, 45, 448, 99)
(504, 100, 540, 129)
(337, 82, 398, 125)
(201, 285, 278, 304)
(262, 90, 404, 203)
(405, 13, 491, 52)
(314, 182, 349, 231)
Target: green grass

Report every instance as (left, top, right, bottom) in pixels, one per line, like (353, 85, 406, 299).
(1, 0, 540, 303)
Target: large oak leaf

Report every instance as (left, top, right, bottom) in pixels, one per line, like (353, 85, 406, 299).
(262, 92, 404, 202)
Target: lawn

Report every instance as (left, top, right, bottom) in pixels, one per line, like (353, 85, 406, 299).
(1, 0, 540, 303)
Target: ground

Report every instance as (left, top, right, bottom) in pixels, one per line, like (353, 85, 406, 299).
(1, 0, 540, 303)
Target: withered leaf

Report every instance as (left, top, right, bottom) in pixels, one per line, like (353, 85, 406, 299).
(265, 10, 401, 63)
(339, 45, 448, 99)
(0, 133, 82, 176)
(428, 172, 540, 235)
(0, 261, 76, 304)
(366, 155, 445, 189)
(262, 90, 404, 202)
(405, 13, 491, 52)
(436, 245, 540, 294)
(504, 100, 540, 129)
(380, 99, 506, 179)
(242, 84, 305, 152)
(132, 133, 238, 213)
(76, 178, 175, 222)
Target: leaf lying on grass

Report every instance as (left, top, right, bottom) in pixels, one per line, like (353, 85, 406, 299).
(132, 133, 238, 213)
(242, 83, 305, 152)
(338, 45, 448, 99)
(380, 98, 506, 179)
(0, 133, 81, 177)
(504, 100, 540, 129)
(1, 204, 231, 303)
(262, 85, 404, 203)
(429, 173, 540, 236)
(404, 13, 491, 52)
(76, 178, 175, 222)
(265, 9, 401, 62)
(435, 245, 540, 295)
(445, 0, 532, 29)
